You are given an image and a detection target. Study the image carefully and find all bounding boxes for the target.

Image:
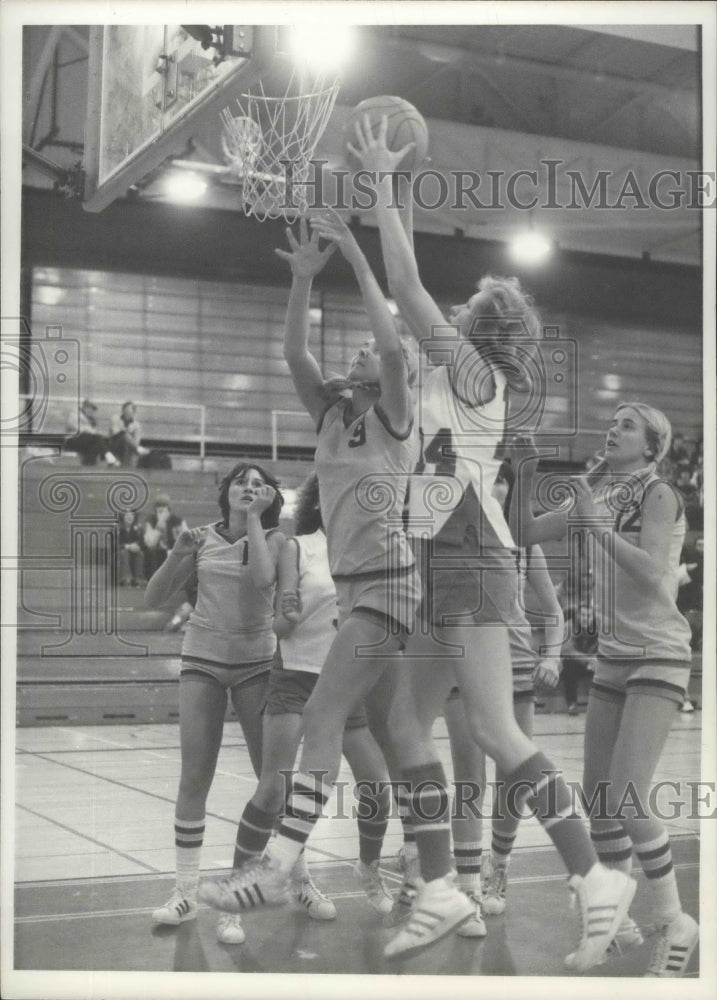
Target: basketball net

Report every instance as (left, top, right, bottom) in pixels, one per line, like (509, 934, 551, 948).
(220, 66, 341, 221)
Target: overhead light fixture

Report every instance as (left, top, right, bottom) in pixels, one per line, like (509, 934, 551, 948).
(289, 24, 356, 74)
(165, 171, 208, 203)
(510, 229, 552, 264)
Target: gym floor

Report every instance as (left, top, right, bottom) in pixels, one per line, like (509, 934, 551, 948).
(10, 710, 703, 995)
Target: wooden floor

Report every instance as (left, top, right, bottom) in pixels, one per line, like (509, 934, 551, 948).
(7, 708, 705, 998)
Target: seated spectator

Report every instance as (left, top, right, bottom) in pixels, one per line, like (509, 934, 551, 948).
(142, 493, 188, 580)
(117, 510, 145, 586)
(108, 401, 150, 467)
(64, 399, 119, 467)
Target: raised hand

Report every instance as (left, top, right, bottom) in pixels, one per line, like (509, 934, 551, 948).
(309, 209, 363, 265)
(247, 484, 277, 517)
(347, 114, 416, 174)
(275, 216, 336, 278)
(171, 526, 205, 557)
(510, 434, 540, 464)
(571, 476, 600, 520)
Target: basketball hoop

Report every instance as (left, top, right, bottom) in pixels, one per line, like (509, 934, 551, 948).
(221, 66, 341, 221)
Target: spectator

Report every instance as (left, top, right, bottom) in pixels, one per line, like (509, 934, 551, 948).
(142, 493, 187, 580)
(117, 510, 145, 587)
(108, 401, 150, 467)
(64, 399, 119, 467)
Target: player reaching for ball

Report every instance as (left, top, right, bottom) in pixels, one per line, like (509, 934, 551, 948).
(337, 112, 637, 969)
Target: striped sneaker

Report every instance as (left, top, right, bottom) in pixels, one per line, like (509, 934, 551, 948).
(151, 890, 198, 926)
(384, 876, 473, 959)
(646, 912, 698, 977)
(564, 865, 637, 972)
(198, 856, 290, 913)
(291, 876, 337, 920)
(481, 857, 509, 915)
(604, 915, 645, 959)
(216, 912, 246, 944)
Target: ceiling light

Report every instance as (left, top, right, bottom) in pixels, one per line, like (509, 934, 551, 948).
(289, 25, 356, 74)
(510, 230, 552, 264)
(165, 171, 208, 203)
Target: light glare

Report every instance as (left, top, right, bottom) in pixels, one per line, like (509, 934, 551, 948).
(289, 25, 355, 74)
(510, 230, 552, 264)
(165, 172, 207, 203)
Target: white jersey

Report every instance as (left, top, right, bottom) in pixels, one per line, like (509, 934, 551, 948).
(409, 362, 514, 548)
(591, 470, 692, 662)
(183, 524, 278, 665)
(279, 531, 338, 675)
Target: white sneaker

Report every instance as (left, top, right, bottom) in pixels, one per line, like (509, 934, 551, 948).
(481, 856, 509, 915)
(456, 891, 487, 938)
(198, 855, 291, 913)
(291, 877, 337, 920)
(354, 859, 394, 915)
(383, 876, 473, 959)
(216, 912, 246, 944)
(564, 865, 637, 972)
(645, 912, 698, 977)
(152, 889, 198, 925)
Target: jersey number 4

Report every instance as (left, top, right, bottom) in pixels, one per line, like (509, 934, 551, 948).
(416, 427, 457, 475)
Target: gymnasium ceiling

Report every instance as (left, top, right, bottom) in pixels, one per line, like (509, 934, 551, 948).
(21, 20, 705, 266)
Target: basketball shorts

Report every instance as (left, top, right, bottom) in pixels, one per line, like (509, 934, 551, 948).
(180, 651, 276, 690)
(263, 664, 368, 729)
(333, 564, 421, 650)
(590, 656, 692, 706)
(415, 539, 518, 629)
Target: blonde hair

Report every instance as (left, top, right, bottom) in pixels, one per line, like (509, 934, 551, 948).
(473, 275, 541, 341)
(615, 401, 672, 463)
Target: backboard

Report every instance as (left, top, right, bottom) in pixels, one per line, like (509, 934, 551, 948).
(82, 24, 276, 212)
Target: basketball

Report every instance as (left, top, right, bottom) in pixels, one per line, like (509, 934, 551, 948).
(345, 95, 429, 171)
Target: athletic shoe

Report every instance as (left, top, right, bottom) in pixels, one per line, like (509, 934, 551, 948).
(291, 876, 337, 920)
(216, 912, 245, 944)
(481, 857, 509, 915)
(354, 859, 394, 915)
(151, 890, 198, 925)
(564, 865, 636, 972)
(456, 891, 487, 938)
(645, 912, 698, 977)
(680, 699, 695, 713)
(198, 855, 291, 913)
(397, 847, 423, 907)
(568, 702, 580, 716)
(604, 915, 645, 959)
(384, 876, 473, 959)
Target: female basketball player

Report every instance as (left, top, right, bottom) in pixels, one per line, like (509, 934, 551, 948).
(510, 403, 699, 977)
(146, 463, 285, 943)
(198, 212, 478, 950)
(336, 115, 636, 969)
(214, 471, 395, 942)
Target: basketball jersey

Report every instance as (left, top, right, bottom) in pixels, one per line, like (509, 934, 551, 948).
(591, 470, 692, 662)
(182, 524, 278, 665)
(279, 530, 338, 675)
(409, 361, 515, 548)
(315, 399, 417, 578)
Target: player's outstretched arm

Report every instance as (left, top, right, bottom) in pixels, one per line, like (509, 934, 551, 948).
(310, 209, 412, 434)
(276, 220, 336, 424)
(144, 527, 203, 607)
(348, 115, 445, 346)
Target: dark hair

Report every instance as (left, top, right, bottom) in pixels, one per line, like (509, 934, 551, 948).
(294, 472, 322, 535)
(218, 463, 284, 528)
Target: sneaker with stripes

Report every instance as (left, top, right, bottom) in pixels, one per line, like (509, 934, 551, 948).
(645, 912, 698, 977)
(604, 915, 645, 960)
(291, 876, 337, 920)
(383, 876, 473, 959)
(481, 857, 509, 916)
(354, 859, 394, 915)
(198, 855, 290, 913)
(564, 865, 637, 972)
(151, 890, 198, 926)
(216, 912, 246, 944)
(456, 891, 487, 938)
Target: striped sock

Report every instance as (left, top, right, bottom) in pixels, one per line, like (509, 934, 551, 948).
(507, 752, 597, 877)
(394, 783, 416, 852)
(404, 762, 452, 883)
(590, 821, 633, 875)
(269, 771, 332, 873)
(490, 831, 517, 869)
(233, 800, 276, 868)
(357, 782, 391, 865)
(634, 831, 681, 924)
(174, 815, 204, 896)
(453, 840, 483, 893)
